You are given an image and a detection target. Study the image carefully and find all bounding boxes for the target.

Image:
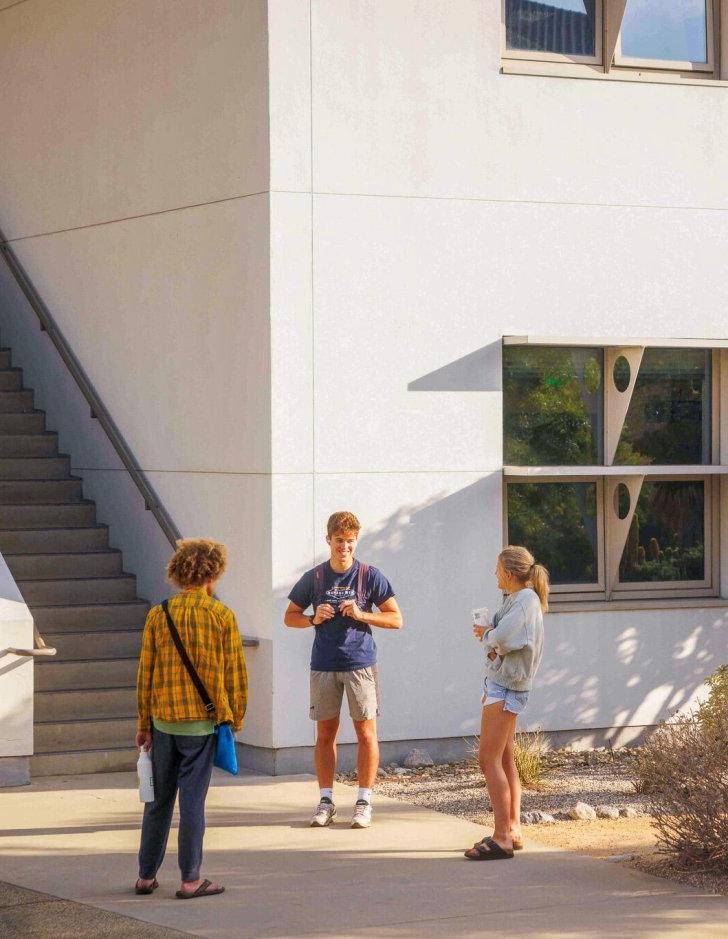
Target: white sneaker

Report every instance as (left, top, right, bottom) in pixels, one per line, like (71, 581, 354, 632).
(351, 799, 373, 828)
(310, 797, 336, 827)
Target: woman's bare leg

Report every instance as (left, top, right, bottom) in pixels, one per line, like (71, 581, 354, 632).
(479, 702, 517, 851)
(502, 733, 522, 842)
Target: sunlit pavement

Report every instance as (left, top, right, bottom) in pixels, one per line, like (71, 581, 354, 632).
(0, 770, 726, 938)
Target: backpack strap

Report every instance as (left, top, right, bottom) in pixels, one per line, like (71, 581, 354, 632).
(356, 561, 370, 608)
(161, 599, 215, 714)
(312, 563, 327, 611)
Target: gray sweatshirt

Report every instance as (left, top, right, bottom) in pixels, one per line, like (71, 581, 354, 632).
(483, 588, 544, 692)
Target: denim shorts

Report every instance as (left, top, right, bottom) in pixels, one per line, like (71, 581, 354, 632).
(482, 679, 530, 715)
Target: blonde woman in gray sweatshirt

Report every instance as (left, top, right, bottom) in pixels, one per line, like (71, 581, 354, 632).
(464, 545, 548, 861)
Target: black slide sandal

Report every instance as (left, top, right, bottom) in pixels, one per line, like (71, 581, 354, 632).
(464, 836, 514, 860)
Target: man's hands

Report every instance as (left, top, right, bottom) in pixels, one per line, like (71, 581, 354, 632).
(312, 603, 336, 625)
(339, 599, 364, 621)
(136, 729, 152, 751)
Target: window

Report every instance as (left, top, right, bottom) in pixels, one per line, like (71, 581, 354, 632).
(503, 343, 720, 604)
(504, 1, 601, 62)
(502, 0, 726, 82)
(616, 0, 713, 72)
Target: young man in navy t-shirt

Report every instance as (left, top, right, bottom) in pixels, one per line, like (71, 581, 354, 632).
(284, 511, 403, 828)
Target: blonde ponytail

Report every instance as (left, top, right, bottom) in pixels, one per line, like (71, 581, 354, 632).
(498, 545, 550, 613)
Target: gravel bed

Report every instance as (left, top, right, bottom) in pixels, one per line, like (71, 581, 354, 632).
(338, 748, 651, 823)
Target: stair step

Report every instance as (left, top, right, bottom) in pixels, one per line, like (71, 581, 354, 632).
(0, 349, 12, 370)
(0, 525, 108, 553)
(0, 433, 58, 457)
(0, 411, 45, 433)
(0, 369, 23, 391)
(36, 658, 138, 691)
(32, 600, 150, 632)
(0, 456, 70, 480)
(6, 550, 123, 579)
(0, 390, 34, 413)
(0, 478, 82, 504)
(17, 574, 138, 604)
(34, 717, 138, 753)
(42, 627, 143, 660)
(30, 747, 137, 776)
(35, 686, 137, 720)
(0, 501, 96, 529)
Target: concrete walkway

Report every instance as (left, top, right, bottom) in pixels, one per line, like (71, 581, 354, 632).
(0, 770, 726, 938)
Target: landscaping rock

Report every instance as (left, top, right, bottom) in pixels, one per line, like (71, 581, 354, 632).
(393, 767, 410, 776)
(522, 810, 556, 825)
(596, 805, 620, 820)
(620, 806, 639, 818)
(377, 767, 386, 778)
(605, 853, 635, 862)
(403, 749, 434, 768)
(569, 802, 597, 821)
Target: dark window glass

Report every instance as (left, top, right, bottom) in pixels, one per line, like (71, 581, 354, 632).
(504, 346, 603, 465)
(505, 0, 597, 57)
(507, 482, 599, 584)
(619, 481, 704, 583)
(614, 349, 711, 466)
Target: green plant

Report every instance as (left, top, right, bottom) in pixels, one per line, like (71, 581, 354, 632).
(513, 731, 547, 789)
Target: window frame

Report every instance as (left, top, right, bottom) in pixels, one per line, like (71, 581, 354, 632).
(613, 0, 715, 73)
(501, 0, 604, 67)
(500, 0, 727, 84)
(502, 345, 722, 604)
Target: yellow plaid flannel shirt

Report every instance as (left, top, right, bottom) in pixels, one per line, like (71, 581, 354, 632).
(136, 587, 248, 732)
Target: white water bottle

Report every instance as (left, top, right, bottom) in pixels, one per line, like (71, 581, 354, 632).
(137, 748, 155, 803)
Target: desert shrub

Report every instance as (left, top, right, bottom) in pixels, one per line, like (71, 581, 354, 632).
(635, 669, 728, 872)
(513, 731, 547, 789)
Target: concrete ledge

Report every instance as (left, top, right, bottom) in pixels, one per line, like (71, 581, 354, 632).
(0, 756, 29, 787)
(237, 736, 475, 776)
(237, 727, 660, 775)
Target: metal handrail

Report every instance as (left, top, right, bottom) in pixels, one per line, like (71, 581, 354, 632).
(0, 226, 181, 548)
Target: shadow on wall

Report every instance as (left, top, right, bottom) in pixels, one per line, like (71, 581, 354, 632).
(531, 611, 728, 746)
(407, 341, 502, 392)
(276, 475, 727, 745)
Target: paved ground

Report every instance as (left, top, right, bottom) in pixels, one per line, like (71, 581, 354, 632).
(0, 769, 726, 938)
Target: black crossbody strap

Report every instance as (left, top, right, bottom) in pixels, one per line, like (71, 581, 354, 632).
(161, 599, 215, 714)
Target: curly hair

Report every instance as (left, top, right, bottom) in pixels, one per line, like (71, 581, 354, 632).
(166, 538, 228, 589)
(326, 511, 361, 538)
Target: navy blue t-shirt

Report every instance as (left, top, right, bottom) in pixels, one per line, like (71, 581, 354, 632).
(288, 560, 395, 672)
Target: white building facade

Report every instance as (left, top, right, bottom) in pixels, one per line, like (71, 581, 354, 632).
(1, 0, 727, 774)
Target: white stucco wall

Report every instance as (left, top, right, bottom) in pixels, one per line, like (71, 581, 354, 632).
(0, 554, 34, 777)
(0, 0, 725, 761)
(267, 0, 728, 749)
(0, 0, 273, 748)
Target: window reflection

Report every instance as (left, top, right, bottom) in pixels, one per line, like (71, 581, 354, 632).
(505, 0, 597, 57)
(614, 349, 711, 466)
(504, 346, 603, 465)
(508, 482, 599, 584)
(620, 0, 708, 64)
(619, 481, 704, 583)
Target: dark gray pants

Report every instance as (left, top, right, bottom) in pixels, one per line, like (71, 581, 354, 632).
(138, 728, 215, 882)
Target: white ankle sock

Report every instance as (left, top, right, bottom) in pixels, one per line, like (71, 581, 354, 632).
(320, 788, 334, 802)
(357, 788, 372, 804)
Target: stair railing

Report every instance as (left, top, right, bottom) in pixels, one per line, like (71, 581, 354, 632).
(0, 226, 181, 550)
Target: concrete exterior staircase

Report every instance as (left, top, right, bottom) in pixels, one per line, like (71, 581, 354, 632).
(0, 347, 147, 776)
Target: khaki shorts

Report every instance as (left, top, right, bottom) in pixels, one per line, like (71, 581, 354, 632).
(309, 666, 380, 722)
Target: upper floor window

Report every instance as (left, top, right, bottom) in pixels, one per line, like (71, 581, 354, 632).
(502, 0, 725, 82)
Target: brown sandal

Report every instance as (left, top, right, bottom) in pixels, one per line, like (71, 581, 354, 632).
(135, 878, 158, 895)
(464, 837, 514, 860)
(175, 878, 225, 900)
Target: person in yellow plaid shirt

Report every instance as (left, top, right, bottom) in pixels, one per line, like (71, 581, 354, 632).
(135, 538, 247, 900)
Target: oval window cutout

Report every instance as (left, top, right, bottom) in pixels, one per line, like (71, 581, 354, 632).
(614, 483, 631, 520)
(613, 356, 631, 393)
